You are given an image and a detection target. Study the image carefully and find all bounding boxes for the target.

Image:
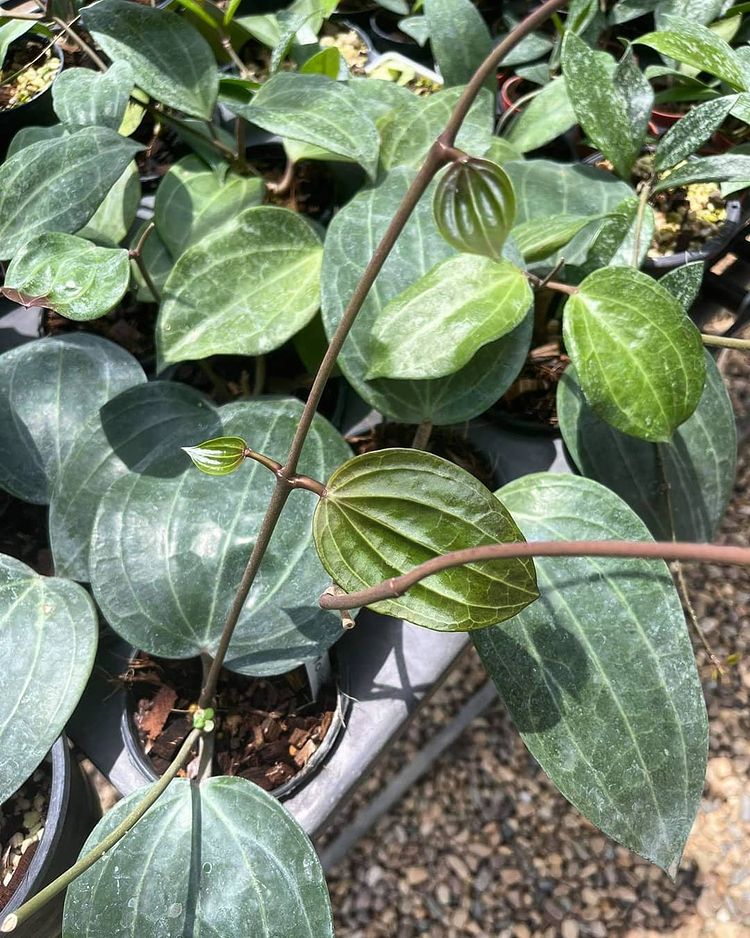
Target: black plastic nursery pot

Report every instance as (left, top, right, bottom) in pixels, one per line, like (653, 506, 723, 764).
(1, 736, 100, 938)
(0, 41, 64, 160)
(368, 9, 433, 64)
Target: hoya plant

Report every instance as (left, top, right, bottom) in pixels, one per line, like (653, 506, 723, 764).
(0, 0, 749, 934)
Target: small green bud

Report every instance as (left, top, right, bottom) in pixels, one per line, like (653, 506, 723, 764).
(433, 156, 516, 261)
(182, 436, 247, 476)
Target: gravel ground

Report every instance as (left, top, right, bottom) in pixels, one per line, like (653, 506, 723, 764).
(324, 351, 750, 938)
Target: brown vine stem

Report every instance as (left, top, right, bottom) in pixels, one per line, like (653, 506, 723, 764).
(197, 0, 571, 708)
(128, 221, 161, 303)
(702, 333, 750, 350)
(318, 541, 750, 610)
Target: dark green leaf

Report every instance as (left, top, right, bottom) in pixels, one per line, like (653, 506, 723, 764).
(3, 233, 130, 320)
(659, 261, 705, 311)
(0, 335, 145, 504)
(654, 95, 738, 171)
(183, 435, 247, 476)
(0, 554, 98, 803)
(77, 162, 141, 247)
(52, 61, 134, 130)
(50, 382, 219, 581)
(505, 78, 577, 154)
(557, 353, 736, 540)
(83, 0, 219, 119)
(655, 0, 724, 27)
(0, 127, 142, 259)
(157, 206, 323, 367)
(636, 16, 747, 91)
(562, 267, 706, 441)
(423, 0, 492, 86)
(473, 473, 708, 875)
(653, 153, 750, 190)
(313, 449, 538, 630)
(6, 124, 67, 159)
(569, 196, 654, 277)
(90, 398, 351, 675)
(62, 778, 334, 938)
(514, 214, 602, 263)
(368, 255, 532, 380)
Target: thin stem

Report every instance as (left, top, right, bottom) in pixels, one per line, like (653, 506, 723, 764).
(318, 540, 750, 610)
(267, 160, 296, 197)
(252, 355, 266, 396)
(631, 179, 652, 267)
(196, 655, 215, 780)
(0, 728, 203, 934)
(52, 16, 108, 71)
(412, 420, 433, 450)
(526, 272, 578, 295)
(235, 115, 248, 170)
(0, 9, 44, 19)
(130, 220, 155, 258)
(243, 447, 282, 475)
(702, 333, 750, 350)
(220, 33, 249, 78)
(148, 105, 236, 162)
(242, 448, 326, 495)
(131, 253, 161, 304)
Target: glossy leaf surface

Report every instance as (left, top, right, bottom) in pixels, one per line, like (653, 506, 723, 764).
(562, 267, 705, 441)
(368, 255, 532, 380)
(423, 0, 491, 86)
(654, 95, 738, 171)
(0, 127, 142, 259)
(77, 162, 141, 247)
(321, 167, 533, 424)
(154, 155, 264, 259)
(513, 214, 601, 263)
(659, 261, 704, 311)
(570, 196, 654, 278)
(0, 554, 98, 804)
(90, 398, 351, 675)
(157, 206, 323, 366)
(653, 153, 750, 191)
(63, 777, 334, 938)
(183, 436, 247, 476)
(84, 0, 219, 118)
(558, 354, 736, 541)
(314, 449, 538, 631)
(3, 233, 130, 321)
(0, 335, 145, 504)
(473, 473, 708, 875)
(505, 78, 577, 154)
(52, 61, 135, 130)
(50, 382, 218, 581)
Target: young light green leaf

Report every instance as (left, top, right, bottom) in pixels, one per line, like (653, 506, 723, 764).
(557, 353, 736, 541)
(50, 382, 219, 582)
(183, 435, 247, 476)
(300, 46, 341, 78)
(3, 233, 130, 321)
(0, 127, 142, 259)
(63, 778, 334, 938)
(0, 335, 145, 504)
(423, 0, 492, 86)
(562, 33, 652, 179)
(513, 214, 602, 263)
(368, 255, 532, 380)
(157, 206, 323, 367)
(636, 16, 747, 91)
(154, 155, 264, 259)
(76, 162, 141, 247)
(473, 473, 708, 875)
(653, 153, 750, 190)
(433, 157, 516, 260)
(52, 61, 135, 130)
(90, 399, 351, 675)
(228, 73, 380, 178)
(83, 0, 220, 119)
(654, 95, 738, 171)
(505, 78, 577, 154)
(313, 449, 538, 631)
(0, 554, 98, 804)
(562, 267, 706, 441)
(322, 167, 533, 424)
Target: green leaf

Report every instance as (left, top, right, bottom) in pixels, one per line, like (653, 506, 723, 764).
(653, 153, 750, 190)
(514, 214, 602, 263)
(313, 449, 538, 630)
(368, 255, 532, 380)
(562, 34, 652, 179)
(157, 206, 322, 367)
(636, 16, 747, 91)
(0, 335, 145, 504)
(505, 78, 577, 154)
(90, 398, 351, 675)
(379, 85, 494, 171)
(659, 260, 705, 311)
(0, 127, 142, 259)
(570, 196, 655, 277)
(473, 473, 708, 875)
(0, 554, 98, 804)
(229, 73, 380, 178)
(52, 61, 134, 130)
(321, 167, 533, 424)
(654, 95, 738, 171)
(562, 267, 706, 441)
(300, 46, 341, 78)
(655, 0, 724, 27)
(234, 13, 281, 49)
(6, 123, 67, 159)
(423, 0, 492, 86)
(557, 353, 736, 541)
(50, 382, 219, 581)
(183, 435, 247, 476)
(83, 0, 220, 119)
(76, 162, 141, 247)
(62, 778, 334, 938)
(3, 233, 130, 321)
(347, 76, 416, 123)
(399, 15, 430, 46)
(154, 155, 264, 259)
(0, 20, 34, 70)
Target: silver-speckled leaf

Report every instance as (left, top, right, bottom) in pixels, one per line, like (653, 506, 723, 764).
(423, 0, 491, 86)
(52, 60, 135, 130)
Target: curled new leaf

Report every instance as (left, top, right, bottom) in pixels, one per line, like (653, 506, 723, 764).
(182, 435, 247, 476)
(433, 157, 515, 260)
